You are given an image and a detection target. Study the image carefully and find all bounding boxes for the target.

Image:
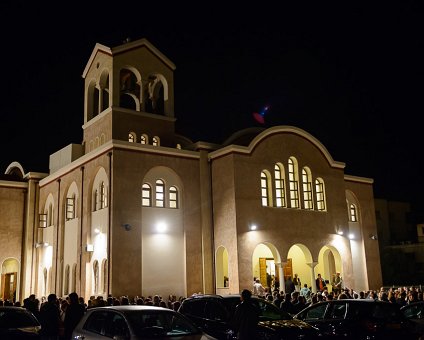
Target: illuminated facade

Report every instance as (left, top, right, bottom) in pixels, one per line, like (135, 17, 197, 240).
(0, 38, 382, 302)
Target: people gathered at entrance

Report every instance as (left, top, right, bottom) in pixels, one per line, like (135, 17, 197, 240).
(1, 283, 423, 338)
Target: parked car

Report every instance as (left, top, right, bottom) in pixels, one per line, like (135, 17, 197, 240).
(71, 305, 217, 339)
(0, 306, 41, 339)
(178, 294, 320, 339)
(293, 298, 420, 339)
(400, 301, 424, 336)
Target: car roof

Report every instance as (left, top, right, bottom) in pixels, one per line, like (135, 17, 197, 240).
(184, 294, 269, 302)
(86, 305, 175, 312)
(312, 299, 392, 304)
(0, 306, 31, 310)
(400, 301, 424, 309)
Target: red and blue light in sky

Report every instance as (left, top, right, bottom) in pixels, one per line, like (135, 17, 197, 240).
(253, 105, 270, 124)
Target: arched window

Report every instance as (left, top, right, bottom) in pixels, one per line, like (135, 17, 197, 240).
(152, 136, 160, 146)
(155, 179, 165, 207)
(260, 171, 272, 207)
(140, 134, 148, 145)
(93, 189, 98, 212)
(102, 259, 108, 294)
(43, 268, 48, 297)
(274, 163, 286, 207)
(142, 184, 152, 207)
(302, 167, 314, 210)
(48, 203, 53, 226)
(120, 69, 140, 110)
(288, 157, 300, 208)
(93, 260, 99, 294)
(100, 182, 107, 209)
(72, 264, 77, 293)
(169, 186, 178, 209)
(64, 265, 70, 295)
(315, 178, 326, 211)
(216, 246, 229, 288)
(349, 203, 358, 222)
(128, 132, 136, 142)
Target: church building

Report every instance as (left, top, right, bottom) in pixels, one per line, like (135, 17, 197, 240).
(0, 38, 382, 302)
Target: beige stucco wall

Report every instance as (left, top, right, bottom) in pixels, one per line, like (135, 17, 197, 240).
(211, 128, 379, 294)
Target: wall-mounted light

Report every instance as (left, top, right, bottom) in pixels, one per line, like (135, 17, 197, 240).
(370, 234, 378, 240)
(348, 233, 354, 240)
(250, 224, 258, 231)
(86, 244, 94, 252)
(156, 222, 167, 233)
(94, 228, 100, 234)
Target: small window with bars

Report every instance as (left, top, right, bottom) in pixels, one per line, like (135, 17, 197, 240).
(142, 184, 152, 207)
(155, 179, 165, 207)
(66, 196, 75, 220)
(39, 213, 47, 228)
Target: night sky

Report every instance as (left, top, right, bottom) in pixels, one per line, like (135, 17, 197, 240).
(1, 2, 423, 212)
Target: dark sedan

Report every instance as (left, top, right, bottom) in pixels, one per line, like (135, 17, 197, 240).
(400, 301, 424, 337)
(293, 298, 420, 339)
(0, 306, 41, 339)
(178, 294, 320, 339)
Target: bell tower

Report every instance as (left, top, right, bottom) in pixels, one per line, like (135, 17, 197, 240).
(81, 38, 176, 153)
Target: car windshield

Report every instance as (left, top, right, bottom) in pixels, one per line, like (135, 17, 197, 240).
(224, 297, 293, 321)
(0, 309, 39, 328)
(402, 303, 424, 319)
(126, 310, 202, 337)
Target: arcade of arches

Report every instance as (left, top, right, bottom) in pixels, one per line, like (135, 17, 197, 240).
(216, 243, 342, 293)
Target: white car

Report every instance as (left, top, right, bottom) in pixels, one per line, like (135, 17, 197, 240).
(72, 305, 217, 339)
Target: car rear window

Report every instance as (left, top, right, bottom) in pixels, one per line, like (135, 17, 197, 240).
(180, 299, 207, 318)
(84, 310, 108, 335)
(349, 302, 404, 321)
(0, 309, 39, 328)
(126, 310, 200, 337)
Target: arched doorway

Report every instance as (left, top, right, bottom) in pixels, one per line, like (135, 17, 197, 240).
(287, 244, 313, 291)
(216, 246, 229, 289)
(1, 258, 19, 302)
(252, 243, 281, 292)
(317, 245, 342, 292)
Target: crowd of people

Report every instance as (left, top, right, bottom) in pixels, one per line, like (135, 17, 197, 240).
(252, 273, 424, 316)
(0, 276, 423, 340)
(0, 292, 186, 339)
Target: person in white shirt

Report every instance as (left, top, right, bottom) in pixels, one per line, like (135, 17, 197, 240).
(253, 279, 266, 297)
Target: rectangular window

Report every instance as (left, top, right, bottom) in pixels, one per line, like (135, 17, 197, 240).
(156, 182, 164, 208)
(302, 181, 313, 210)
(39, 214, 47, 228)
(260, 172, 269, 207)
(169, 187, 178, 209)
(316, 181, 326, 211)
(66, 197, 75, 220)
(100, 183, 107, 209)
(142, 192, 151, 206)
(289, 180, 299, 208)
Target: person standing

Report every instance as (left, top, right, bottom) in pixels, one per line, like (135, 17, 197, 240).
(233, 289, 259, 339)
(300, 283, 311, 299)
(64, 292, 85, 340)
(315, 273, 326, 292)
(293, 274, 301, 292)
(39, 293, 61, 340)
(332, 272, 343, 295)
(253, 279, 266, 297)
(285, 276, 295, 295)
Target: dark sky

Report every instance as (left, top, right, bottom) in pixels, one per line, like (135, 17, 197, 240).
(1, 2, 423, 212)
